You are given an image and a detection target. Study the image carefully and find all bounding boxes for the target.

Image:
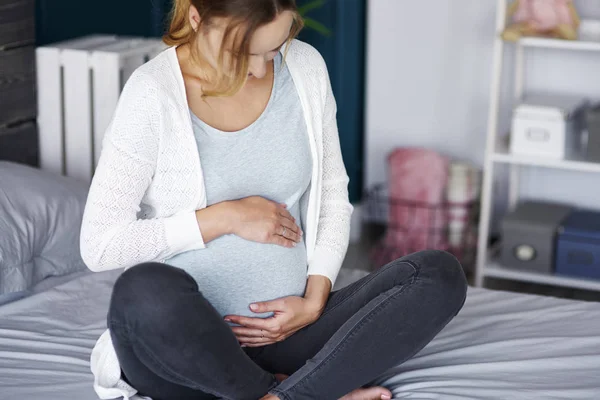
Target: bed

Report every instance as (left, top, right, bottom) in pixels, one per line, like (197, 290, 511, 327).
(1, 266, 599, 400)
(1, 130, 600, 399)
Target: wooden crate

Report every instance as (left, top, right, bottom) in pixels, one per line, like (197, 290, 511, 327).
(0, 0, 35, 50)
(0, 46, 36, 127)
(0, 121, 38, 166)
(36, 36, 165, 181)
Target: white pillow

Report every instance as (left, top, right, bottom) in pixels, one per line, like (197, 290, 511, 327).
(0, 162, 89, 294)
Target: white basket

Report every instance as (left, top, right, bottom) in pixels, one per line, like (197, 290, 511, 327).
(36, 35, 166, 182)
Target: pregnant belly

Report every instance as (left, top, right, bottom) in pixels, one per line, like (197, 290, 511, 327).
(166, 235, 308, 318)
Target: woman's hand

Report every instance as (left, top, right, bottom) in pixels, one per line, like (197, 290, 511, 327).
(228, 196, 303, 248)
(224, 296, 323, 347)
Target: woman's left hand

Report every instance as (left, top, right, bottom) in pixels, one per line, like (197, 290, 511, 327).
(225, 296, 323, 347)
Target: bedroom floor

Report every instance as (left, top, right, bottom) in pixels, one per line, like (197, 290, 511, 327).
(343, 225, 600, 303)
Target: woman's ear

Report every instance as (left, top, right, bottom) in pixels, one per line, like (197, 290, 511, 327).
(189, 5, 201, 32)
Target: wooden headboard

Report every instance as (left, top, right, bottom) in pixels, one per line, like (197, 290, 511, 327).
(0, 122, 39, 167)
(0, 0, 38, 167)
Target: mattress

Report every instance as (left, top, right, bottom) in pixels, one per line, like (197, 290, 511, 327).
(1, 268, 599, 400)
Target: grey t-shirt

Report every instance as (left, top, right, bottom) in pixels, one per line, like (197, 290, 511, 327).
(166, 53, 312, 318)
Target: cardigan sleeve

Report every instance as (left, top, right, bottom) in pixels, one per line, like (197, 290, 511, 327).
(80, 71, 205, 272)
(306, 51, 354, 287)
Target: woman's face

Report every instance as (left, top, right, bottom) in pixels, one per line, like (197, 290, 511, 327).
(190, 9, 294, 81)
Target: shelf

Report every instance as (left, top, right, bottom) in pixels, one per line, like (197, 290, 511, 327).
(476, 1, 600, 291)
(519, 37, 600, 52)
(492, 140, 600, 173)
(486, 261, 600, 292)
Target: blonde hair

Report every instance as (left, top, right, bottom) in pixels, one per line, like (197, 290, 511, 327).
(164, 0, 303, 98)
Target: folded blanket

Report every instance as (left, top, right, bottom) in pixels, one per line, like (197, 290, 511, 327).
(447, 161, 481, 247)
(372, 149, 449, 267)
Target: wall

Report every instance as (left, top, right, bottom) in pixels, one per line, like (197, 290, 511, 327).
(365, 0, 600, 218)
(365, 0, 496, 187)
(36, 0, 366, 202)
(297, 0, 367, 203)
(36, 0, 167, 45)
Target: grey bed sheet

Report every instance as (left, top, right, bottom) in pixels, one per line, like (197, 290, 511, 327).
(0, 271, 91, 306)
(1, 268, 599, 400)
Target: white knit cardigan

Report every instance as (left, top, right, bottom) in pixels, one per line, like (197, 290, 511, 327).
(80, 40, 352, 399)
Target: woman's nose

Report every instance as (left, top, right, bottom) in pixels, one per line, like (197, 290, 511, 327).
(248, 57, 267, 79)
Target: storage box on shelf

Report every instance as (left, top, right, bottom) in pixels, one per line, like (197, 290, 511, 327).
(492, 201, 600, 289)
(476, 0, 600, 292)
(556, 210, 600, 281)
(501, 201, 572, 275)
(585, 105, 600, 162)
(510, 94, 587, 160)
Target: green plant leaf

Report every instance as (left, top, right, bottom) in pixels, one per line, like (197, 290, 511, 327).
(298, 0, 327, 16)
(303, 17, 332, 36)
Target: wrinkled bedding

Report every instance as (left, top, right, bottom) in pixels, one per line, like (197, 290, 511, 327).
(1, 268, 599, 400)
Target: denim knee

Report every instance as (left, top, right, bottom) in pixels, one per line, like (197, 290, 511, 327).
(108, 262, 197, 326)
(409, 250, 468, 312)
(115, 263, 195, 293)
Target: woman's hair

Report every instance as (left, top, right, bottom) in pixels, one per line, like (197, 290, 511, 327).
(164, 0, 303, 97)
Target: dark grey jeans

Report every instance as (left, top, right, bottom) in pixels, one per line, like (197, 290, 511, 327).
(108, 250, 467, 400)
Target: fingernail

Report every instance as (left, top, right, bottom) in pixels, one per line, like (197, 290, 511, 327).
(250, 304, 258, 311)
(224, 318, 232, 322)
(241, 344, 247, 348)
(381, 395, 391, 400)
(300, 230, 304, 236)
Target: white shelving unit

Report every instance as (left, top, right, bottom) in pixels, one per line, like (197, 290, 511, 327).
(520, 37, 600, 52)
(486, 261, 600, 292)
(475, 0, 600, 290)
(493, 137, 600, 173)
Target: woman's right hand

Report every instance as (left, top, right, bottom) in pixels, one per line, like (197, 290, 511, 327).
(228, 196, 303, 248)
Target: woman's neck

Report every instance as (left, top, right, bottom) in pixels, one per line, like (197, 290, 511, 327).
(177, 44, 222, 92)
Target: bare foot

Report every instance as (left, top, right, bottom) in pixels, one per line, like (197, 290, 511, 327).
(275, 373, 289, 382)
(339, 386, 392, 400)
(260, 374, 392, 400)
(259, 375, 289, 400)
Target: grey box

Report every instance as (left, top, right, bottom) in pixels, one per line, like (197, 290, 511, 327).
(0, 120, 38, 166)
(501, 201, 573, 274)
(586, 105, 600, 163)
(0, 0, 35, 50)
(0, 46, 36, 126)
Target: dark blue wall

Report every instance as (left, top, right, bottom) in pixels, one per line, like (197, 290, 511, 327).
(36, 0, 168, 44)
(297, 0, 366, 202)
(36, 0, 365, 201)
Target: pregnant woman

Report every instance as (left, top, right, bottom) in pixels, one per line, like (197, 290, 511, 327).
(80, 1, 467, 399)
